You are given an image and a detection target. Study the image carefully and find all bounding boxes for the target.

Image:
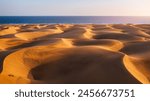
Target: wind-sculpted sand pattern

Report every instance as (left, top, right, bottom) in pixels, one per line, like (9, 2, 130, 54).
(0, 24, 150, 84)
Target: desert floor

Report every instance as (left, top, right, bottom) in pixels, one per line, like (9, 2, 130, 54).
(0, 24, 150, 84)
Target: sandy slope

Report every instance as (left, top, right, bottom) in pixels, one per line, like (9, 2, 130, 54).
(0, 24, 150, 84)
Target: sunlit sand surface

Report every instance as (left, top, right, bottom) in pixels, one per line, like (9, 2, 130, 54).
(0, 24, 150, 84)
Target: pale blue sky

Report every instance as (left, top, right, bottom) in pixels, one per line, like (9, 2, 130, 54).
(0, 0, 150, 16)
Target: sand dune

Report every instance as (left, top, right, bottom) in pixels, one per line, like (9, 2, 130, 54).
(93, 33, 145, 42)
(0, 24, 150, 84)
(123, 55, 150, 84)
(0, 26, 19, 36)
(73, 39, 123, 51)
(0, 38, 28, 50)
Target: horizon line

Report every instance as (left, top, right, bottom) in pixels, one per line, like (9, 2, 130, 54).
(0, 15, 150, 17)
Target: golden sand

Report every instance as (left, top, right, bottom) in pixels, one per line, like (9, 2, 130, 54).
(0, 24, 150, 84)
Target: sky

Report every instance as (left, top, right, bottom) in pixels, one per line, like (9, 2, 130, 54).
(0, 0, 150, 16)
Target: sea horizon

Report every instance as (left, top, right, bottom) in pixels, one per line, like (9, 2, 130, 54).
(0, 16, 150, 24)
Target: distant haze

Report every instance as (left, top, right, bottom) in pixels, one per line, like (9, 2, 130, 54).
(0, 0, 150, 16)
